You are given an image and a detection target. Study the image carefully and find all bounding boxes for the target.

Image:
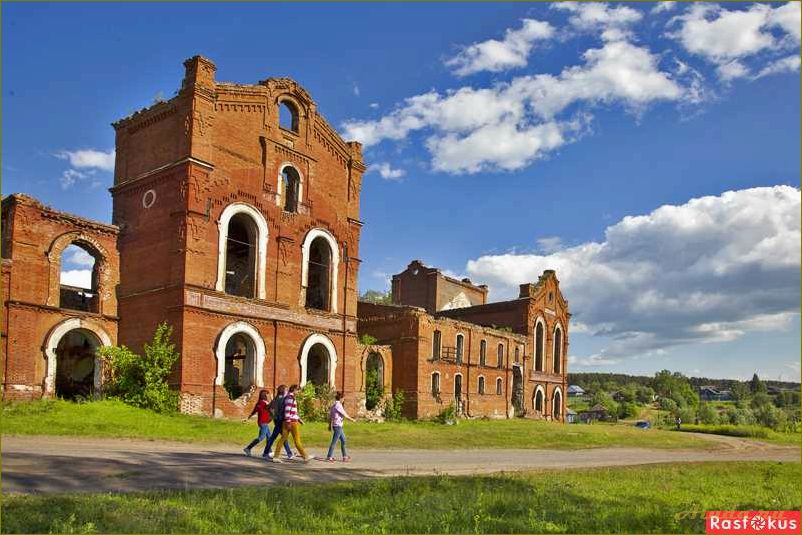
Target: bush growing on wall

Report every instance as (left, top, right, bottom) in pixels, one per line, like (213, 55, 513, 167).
(97, 322, 179, 413)
(296, 383, 335, 422)
(383, 389, 405, 421)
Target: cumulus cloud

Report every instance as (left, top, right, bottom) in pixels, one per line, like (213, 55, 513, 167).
(651, 2, 676, 15)
(55, 149, 115, 172)
(445, 18, 555, 76)
(667, 3, 801, 79)
(344, 37, 685, 174)
(552, 2, 643, 41)
(55, 148, 115, 189)
(60, 269, 92, 289)
(371, 162, 406, 180)
(465, 186, 801, 360)
(753, 54, 801, 79)
(64, 245, 95, 267)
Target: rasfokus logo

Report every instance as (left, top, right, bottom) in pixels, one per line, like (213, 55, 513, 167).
(706, 511, 800, 534)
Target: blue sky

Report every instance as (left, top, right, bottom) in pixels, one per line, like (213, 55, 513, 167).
(3, 2, 800, 381)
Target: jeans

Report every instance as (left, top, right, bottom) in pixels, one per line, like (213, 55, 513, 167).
(265, 420, 293, 457)
(326, 426, 348, 458)
(274, 421, 307, 459)
(245, 423, 271, 451)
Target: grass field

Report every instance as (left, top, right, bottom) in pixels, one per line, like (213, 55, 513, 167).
(2, 462, 799, 533)
(676, 423, 802, 446)
(1, 399, 726, 450)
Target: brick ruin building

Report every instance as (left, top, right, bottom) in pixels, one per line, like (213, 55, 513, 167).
(1, 56, 569, 420)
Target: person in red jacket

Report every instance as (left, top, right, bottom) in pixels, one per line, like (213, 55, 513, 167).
(243, 390, 272, 456)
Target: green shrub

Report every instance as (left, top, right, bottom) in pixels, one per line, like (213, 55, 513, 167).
(617, 402, 638, 419)
(434, 402, 457, 424)
(296, 383, 336, 422)
(676, 424, 771, 439)
(97, 323, 179, 413)
(383, 389, 405, 421)
(365, 368, 384, 411)
(697, 402, 719, 425)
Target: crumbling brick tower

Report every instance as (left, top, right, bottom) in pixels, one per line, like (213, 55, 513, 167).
(111, 56, 365, 417)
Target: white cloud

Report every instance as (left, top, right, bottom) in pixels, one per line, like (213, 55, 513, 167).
(60, 169, 91, 189)
(370, 162, 406, 180)
(537, 236, 564, 253)
(352, 82, 361, 97)
(64, 245, 95, 267)
(344, 37, 687, 174)
(445, 18, 555, 76)
(668, 3, 801, 79)
(55, 149, 115, 172)
(553, 2, 643, 41)
(570, 352, 620, 367)
(60, 269, 92, 289)
(369, 102, 380, 109)
(651, 2, 676, 15)
(465, 186, 801, 360)
(753, 54, 801, 79)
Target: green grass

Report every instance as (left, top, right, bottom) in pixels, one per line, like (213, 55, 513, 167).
(677, 423, 802, 446)
(2, 462, 799, 533)
(2, 399, 722, 450)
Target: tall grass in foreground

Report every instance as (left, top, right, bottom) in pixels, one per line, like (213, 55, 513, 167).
(1, 399, 733, 450)
(2, 462, 799, 533)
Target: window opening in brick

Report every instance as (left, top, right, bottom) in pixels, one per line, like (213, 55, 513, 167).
(535, 322, 544, 372)
(306, 343, 330, 386)
(554, 327, 562, 374)
(279, 101, 299, 133)
(225, 214, 257, 298)
(306, 237, 332, 310)
(224, 332, 255, 400)
(432, 330, 441, 360)
(282, 166, 300, 212)
(365, 352, 383, 410)
(59, 243, 99, 313)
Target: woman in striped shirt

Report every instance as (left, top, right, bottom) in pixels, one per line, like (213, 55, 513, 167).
(271, 384, 311, 462)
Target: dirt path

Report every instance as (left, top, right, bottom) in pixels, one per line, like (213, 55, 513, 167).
(2, 435, 799, 495)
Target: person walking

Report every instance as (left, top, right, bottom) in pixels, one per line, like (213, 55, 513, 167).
(263, 384, 294, 460)
(272, 384, 311, 463)
(243, 390, 272, 457)
(326, 391, 355, 462)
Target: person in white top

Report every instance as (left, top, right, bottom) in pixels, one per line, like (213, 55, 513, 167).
(326, 391, 356, 462)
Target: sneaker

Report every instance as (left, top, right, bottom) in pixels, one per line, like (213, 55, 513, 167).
(342, 456, 351, 463)
(302, 455, 313, 463)
(243, 447, 252, 457)
(286, 453, 295, 460)
(271, 457, 284, 463)
(326, 456, 336, 463)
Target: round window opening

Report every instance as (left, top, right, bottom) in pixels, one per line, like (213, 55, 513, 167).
(142, 189, 157, 209)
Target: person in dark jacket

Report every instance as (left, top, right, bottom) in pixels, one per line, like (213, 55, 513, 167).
(263, 384, 294, 459)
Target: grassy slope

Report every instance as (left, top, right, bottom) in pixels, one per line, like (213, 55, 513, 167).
(1, 399, 727, 450)
(2, 462, 799, 533)
(676, 423, 802, 446)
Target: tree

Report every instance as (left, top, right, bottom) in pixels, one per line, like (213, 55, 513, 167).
(731, 382, 750, 406)
(750, 373, 767, 394)
(635, 385, 655, 404)
(97, 322, 180, 413)
(697, 402, 719, 425)
(360, 290, 392, 304)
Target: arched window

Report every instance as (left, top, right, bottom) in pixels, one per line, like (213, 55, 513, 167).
(216, 203, 268, 300)
(514, 346, 520, 363)
(534, 388, 544, 413)
(553, 388, 563, 420)
(302, 229, 340, 313)
(59, 244, 99, 313)
(281, 166, 301, 213)
(306, 343, 331, 386)
(279, 100, 299, 132)
(479, 340, 487, 366)
(553, 326, 563, 374)
(497, 343, 504, 368)
(535, 319, 545, 372)
(454, 373, 463, 400)
(432, 330, 441, 360)
(224, 333, 256, 400)
(455, 334, 464, 364)
(224, 213, 258, 298)
(306, 237, 332, 310)
(299, 333, 338, 387)
(431, 372, 440, 395)
(496, 377, 503, 395)
(478, 376, 486, 395)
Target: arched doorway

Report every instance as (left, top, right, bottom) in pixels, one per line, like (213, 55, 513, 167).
(454, 373, 463, 415)
(55, 329, 101, 400)
(306, 343, 330, 386)
(223, 332, 257, 400)
(553, 388, 563, 421)
(365, 352, 384, 410)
